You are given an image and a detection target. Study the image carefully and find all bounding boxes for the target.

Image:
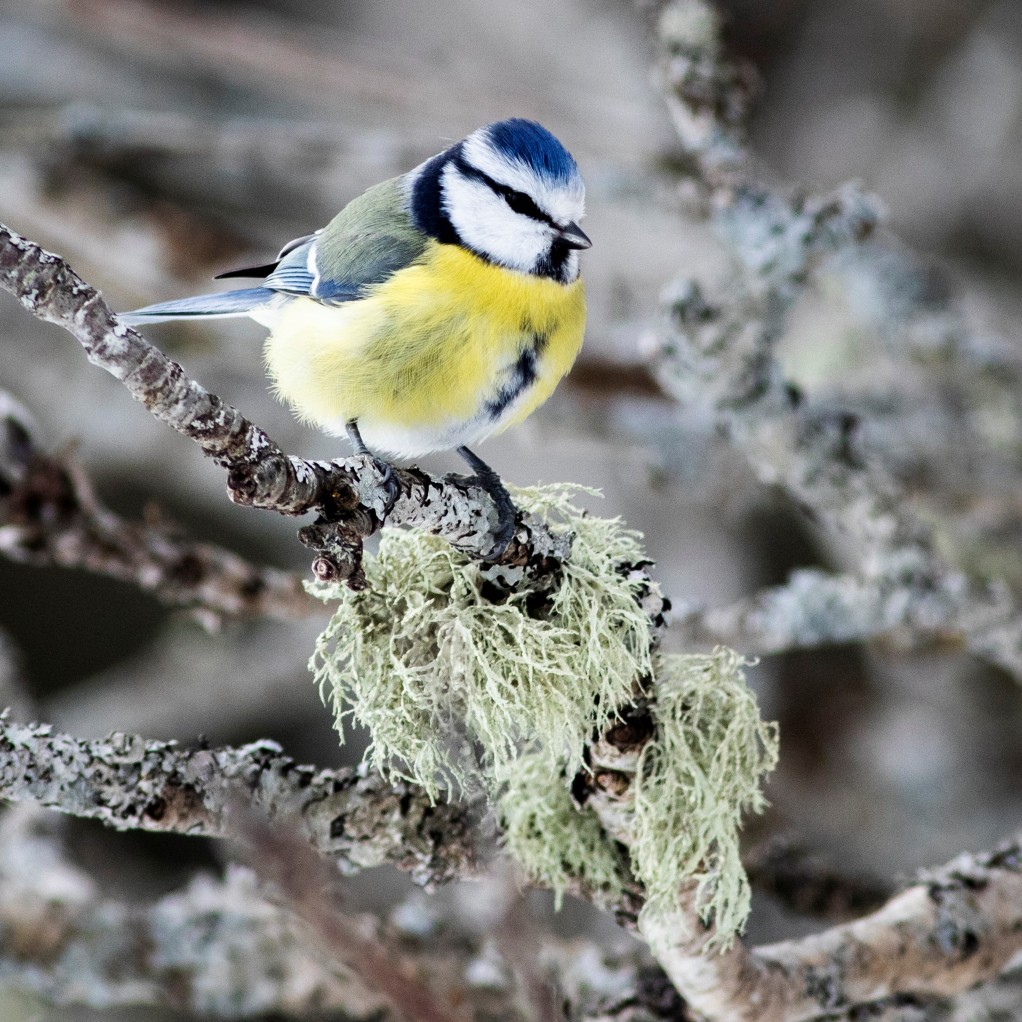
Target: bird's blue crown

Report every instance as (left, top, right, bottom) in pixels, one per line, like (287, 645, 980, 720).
(407, 118, 585, 281)
(484, 118, 579, 184)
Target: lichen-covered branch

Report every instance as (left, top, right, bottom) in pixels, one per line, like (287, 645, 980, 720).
(0, 204, 724, 1016)
(649, 1, 1022, 681)
(672, 567, 1022, 673)
(0, 719, 475, 887)
(0, 808, 386, 1018)
(0, 805, 677, 1021)
(6, 718, 1022, 1021)
(641, 834, 1022, 1022)
(562, 535, 1019, 1022)
(0, 389, 316, 626)
(0, 221, 565, 588)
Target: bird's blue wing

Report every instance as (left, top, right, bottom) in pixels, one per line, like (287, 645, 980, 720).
(121, 177, 426, 323)
(118, 287, 278, 324)
(238, 176, 428, 305)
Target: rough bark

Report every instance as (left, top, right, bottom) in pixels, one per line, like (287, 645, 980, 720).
(0, 389, 316, 626)
(0, 719, 476, 887)
(7, 724, 1022, 1022)
(0, 806, 671, 1021)
(644, 839, 1022, 1022)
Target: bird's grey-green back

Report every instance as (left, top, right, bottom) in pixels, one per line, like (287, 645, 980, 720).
(309, 176, 428, 299)
(119, 176, 429, 321)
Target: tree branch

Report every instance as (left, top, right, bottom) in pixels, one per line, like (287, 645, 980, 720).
(0, 389, 317, 626)
(0, 222, 567, 589)
(642, 835, 1022, 1022)
(650, 0, 1022, 681)
(0, 805, 675, 1021)
(672, 567, 1021, 668)
(234, 802, 467, 1022)
(0, 719, 476, 887)
(5, 718, 1022, 1021)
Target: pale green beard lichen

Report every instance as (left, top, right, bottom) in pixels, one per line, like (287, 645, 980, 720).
(310, 486, 777, 946)
(310, 486, 654, 798)
(633, 649, 779, 947)
(498, 752, 631, 908)
(495, 649, 778, 943)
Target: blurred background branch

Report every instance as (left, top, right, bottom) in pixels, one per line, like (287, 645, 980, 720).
(3, 0, 1022, 1019)
(0, 387, 316, 627)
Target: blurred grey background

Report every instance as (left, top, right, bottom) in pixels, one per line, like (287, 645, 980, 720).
(3, 0, 1022, 1017)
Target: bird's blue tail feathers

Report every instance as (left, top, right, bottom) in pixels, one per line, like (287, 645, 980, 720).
(119, 287, 276, 325)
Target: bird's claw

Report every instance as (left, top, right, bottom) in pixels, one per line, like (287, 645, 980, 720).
(346, 420, 400, 518)
(366, 455, 401, 518)
(456, 446, 517, 559)
(480, 479, 517, 558)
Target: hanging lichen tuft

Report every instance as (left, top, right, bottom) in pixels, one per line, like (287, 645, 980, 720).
(310, 485, 777, 945)
(631, 649, 779, 947)
(310, 486, 655, 799)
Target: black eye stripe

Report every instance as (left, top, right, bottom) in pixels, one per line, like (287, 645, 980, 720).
(498, 186, 546, 221)
(453, 155, 556, 227)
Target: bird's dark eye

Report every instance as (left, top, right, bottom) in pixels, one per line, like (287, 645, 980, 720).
(502, 189, 542, 220)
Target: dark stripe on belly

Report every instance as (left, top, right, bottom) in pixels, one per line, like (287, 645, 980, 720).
(483, 332, 547, 420)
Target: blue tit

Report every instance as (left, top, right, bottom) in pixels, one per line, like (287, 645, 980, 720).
(122, 118, 591, 544)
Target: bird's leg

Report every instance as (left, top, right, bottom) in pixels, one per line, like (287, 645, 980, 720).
(456, 446, 517, 557)
(345, 419, 400, 514)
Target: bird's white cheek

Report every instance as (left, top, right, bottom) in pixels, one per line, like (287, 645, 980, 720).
(461, 132, 586, 225)
(442, 170, 549, 272)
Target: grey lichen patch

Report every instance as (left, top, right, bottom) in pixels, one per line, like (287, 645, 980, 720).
(632, 649, 778, 947)
(309, 485, 654, 799)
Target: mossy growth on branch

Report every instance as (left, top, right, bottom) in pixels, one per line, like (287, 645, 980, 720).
(497, 648, 777, 942)
(310, 486, 653, 799)
(633, 649, 778, 945)
(498, 750, 633, 907)
(310, 486, 776, 945)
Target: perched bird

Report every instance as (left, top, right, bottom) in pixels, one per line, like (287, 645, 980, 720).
(122, 118, 591, 549)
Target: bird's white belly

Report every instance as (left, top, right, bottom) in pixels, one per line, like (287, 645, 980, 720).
(322, 411, 505, 460)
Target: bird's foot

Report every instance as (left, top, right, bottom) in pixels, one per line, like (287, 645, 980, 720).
(364, 455, 402, 516)
(457, 446, 517, 558)
(346, 420, 400, 517)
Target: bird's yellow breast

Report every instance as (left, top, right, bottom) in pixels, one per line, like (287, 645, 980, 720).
(263, 241, 586, 446)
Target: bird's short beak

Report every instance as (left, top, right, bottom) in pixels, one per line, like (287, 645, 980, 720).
(559, 222, 592, 250)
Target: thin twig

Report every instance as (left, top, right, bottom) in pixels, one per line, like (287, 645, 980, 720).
(233, 801, 469, 1022)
